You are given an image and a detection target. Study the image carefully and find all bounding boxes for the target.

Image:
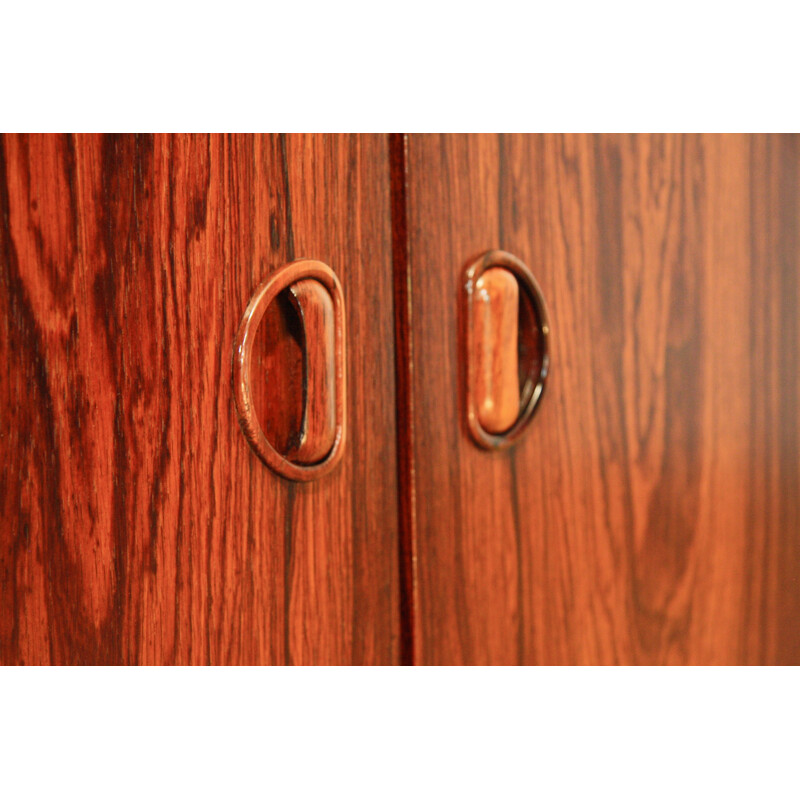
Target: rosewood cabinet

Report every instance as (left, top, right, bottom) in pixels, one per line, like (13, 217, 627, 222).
(2, 133, 798, 665)
(1, 135, 400, 665)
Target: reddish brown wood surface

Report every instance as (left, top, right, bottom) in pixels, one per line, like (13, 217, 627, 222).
(0, 133, 400, 665)
(400, 133, 800, 665)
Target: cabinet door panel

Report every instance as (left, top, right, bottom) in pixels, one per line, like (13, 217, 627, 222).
(0, 134, 400, 665)
(401, 133, 800, 665)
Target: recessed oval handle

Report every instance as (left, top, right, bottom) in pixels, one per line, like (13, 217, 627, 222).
(233, 260, 346, 481)
(463, 250, 550, 449)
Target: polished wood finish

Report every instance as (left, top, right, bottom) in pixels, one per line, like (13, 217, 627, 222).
(3, 132, 797, 666)
(287, 278, 337, 464)
(233, 260, 345, 480)
(472, 267, 519, 434)
(400, 133, 800, 665)
(0, 134, 400, 665)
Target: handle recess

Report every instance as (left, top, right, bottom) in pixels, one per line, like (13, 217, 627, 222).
(233, 260, 346, 481)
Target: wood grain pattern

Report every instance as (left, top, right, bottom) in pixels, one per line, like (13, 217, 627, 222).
(0, 133, 400, 665)
(401, 133, 800, 665)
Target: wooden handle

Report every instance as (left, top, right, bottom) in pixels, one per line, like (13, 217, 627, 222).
(473, 268, 519, 434)
(233, 259, 346, 481)
(463, 250, 550, 449)
(287, 279, 337, 464)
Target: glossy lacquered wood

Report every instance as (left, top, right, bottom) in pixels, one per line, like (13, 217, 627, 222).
(4, 132, 798, 667)
(233, 260, 345, 480)
(400, 133, 800, 665)
(0, 134, 400, 665)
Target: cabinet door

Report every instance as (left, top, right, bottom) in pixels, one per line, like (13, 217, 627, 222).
(398, 134, 800, 665)
(0, 134, 400, 665)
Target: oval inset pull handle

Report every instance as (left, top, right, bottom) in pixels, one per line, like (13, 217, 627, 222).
(233, 260, 346, 481)
(463, 250, 550, 449)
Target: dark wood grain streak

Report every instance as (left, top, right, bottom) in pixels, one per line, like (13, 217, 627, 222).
(389, 132, 418, 666)
(403, 133, 800, 665)
(0, 133, 400, 665)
